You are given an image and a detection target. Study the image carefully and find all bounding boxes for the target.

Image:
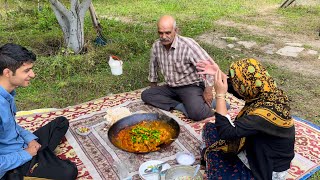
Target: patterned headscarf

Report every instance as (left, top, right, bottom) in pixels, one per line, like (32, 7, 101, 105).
(229, 58, 294, 131)
(204, 58, 294, 157)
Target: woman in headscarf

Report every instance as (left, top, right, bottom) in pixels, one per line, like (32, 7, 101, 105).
(196, 58, 295, 180)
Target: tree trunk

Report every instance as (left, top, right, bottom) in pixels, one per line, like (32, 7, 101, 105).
(48, 0, 91, 54)
(4, 0, 8, 15)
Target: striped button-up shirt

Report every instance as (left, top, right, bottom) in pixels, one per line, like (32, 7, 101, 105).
(148, 35, 214, 87)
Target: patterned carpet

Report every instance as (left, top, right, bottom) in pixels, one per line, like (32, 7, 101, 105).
(16, 89, 320, 180)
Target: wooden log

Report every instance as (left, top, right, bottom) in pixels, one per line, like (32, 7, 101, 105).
(280, 0, 296, 8)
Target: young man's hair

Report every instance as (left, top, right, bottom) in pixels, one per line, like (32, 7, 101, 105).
(0, 43, 36, 75)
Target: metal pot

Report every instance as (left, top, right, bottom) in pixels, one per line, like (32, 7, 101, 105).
(165, 165, 203, 180)
(108, 113, 180, 153)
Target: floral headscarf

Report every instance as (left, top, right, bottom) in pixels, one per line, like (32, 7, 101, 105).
(204, 58, 294, 157)
(229, 58, 293, 130)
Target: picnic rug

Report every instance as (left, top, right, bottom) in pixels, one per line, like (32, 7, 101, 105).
(16, 89, 320, 180)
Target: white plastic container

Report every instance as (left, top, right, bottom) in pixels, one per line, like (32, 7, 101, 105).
(176, 152, 195, 166)
(108, 55, 123, 75)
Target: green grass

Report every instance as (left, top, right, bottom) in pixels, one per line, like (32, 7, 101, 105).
(0, 0, 280, 109)
(0, 1, 320, 178)
(226, 3, 320, 38)
(276, 6, 320, 35)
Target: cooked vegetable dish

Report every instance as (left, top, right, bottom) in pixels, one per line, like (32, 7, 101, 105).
(116, 120, 176, 153)
(77, 127, 90, 133)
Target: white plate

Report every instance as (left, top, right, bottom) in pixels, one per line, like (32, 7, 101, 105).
(139, 160, 171, 180)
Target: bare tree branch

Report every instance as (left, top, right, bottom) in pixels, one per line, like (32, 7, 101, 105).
(79, 0, 92, 20)
(70, 0, 77, 11)
(49, 3, 68, 35)
(48, 0, 92, 53)
(48, 0, 72, 18)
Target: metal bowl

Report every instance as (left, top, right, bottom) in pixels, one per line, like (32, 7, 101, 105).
(108, 113, 180, 153)
(165, 165, 203, 180)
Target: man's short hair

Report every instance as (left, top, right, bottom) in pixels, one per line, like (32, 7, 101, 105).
(0, 43, 36, 75)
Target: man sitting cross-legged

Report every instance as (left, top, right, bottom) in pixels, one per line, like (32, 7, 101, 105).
(0, 43, 78, 180)
(141, 15, 229, 121)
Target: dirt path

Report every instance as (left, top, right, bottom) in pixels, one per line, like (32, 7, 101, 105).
(197, 6, 320, 78)
(197, 30, 320, 77)
(196, 5, 320, 121)
(215, 19, 320, 49)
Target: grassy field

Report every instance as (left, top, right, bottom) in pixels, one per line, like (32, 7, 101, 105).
(0, 0, 319, 178)
(0, 0, 282, 109)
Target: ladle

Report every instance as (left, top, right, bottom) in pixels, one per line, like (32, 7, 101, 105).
(192, 165, 200, 180)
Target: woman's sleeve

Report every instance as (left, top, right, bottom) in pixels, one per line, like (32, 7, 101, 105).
(215, 113, 259, 140)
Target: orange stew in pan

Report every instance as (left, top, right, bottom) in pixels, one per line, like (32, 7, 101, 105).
(116, 120, 176, 153)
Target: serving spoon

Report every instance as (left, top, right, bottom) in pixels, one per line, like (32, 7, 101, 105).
(144, 162, 167, 173)
(192, 165, 200, 180)
(157, 164, 163, 180)
(142, 169, 169, 176)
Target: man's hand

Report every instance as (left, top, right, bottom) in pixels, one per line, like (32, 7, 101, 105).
(196, 60, 219, 76)
(203, 86, 213, 107)
(28, 140, 41, 151)
(150, 82, 158, 87)
(25, 146, 38, 157)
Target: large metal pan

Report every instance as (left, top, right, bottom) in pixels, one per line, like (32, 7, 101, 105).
(108, 113, 180, 153)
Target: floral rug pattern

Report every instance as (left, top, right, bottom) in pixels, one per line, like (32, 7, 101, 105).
(67, 101, 204, 179)
(16, 89, 320, 180)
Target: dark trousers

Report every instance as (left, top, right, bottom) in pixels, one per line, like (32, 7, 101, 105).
(141, 83, 214, 121)
(2, 117, 78, 180)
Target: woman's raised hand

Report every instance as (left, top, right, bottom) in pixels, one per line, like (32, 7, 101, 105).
(214, 69, 228, 94)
